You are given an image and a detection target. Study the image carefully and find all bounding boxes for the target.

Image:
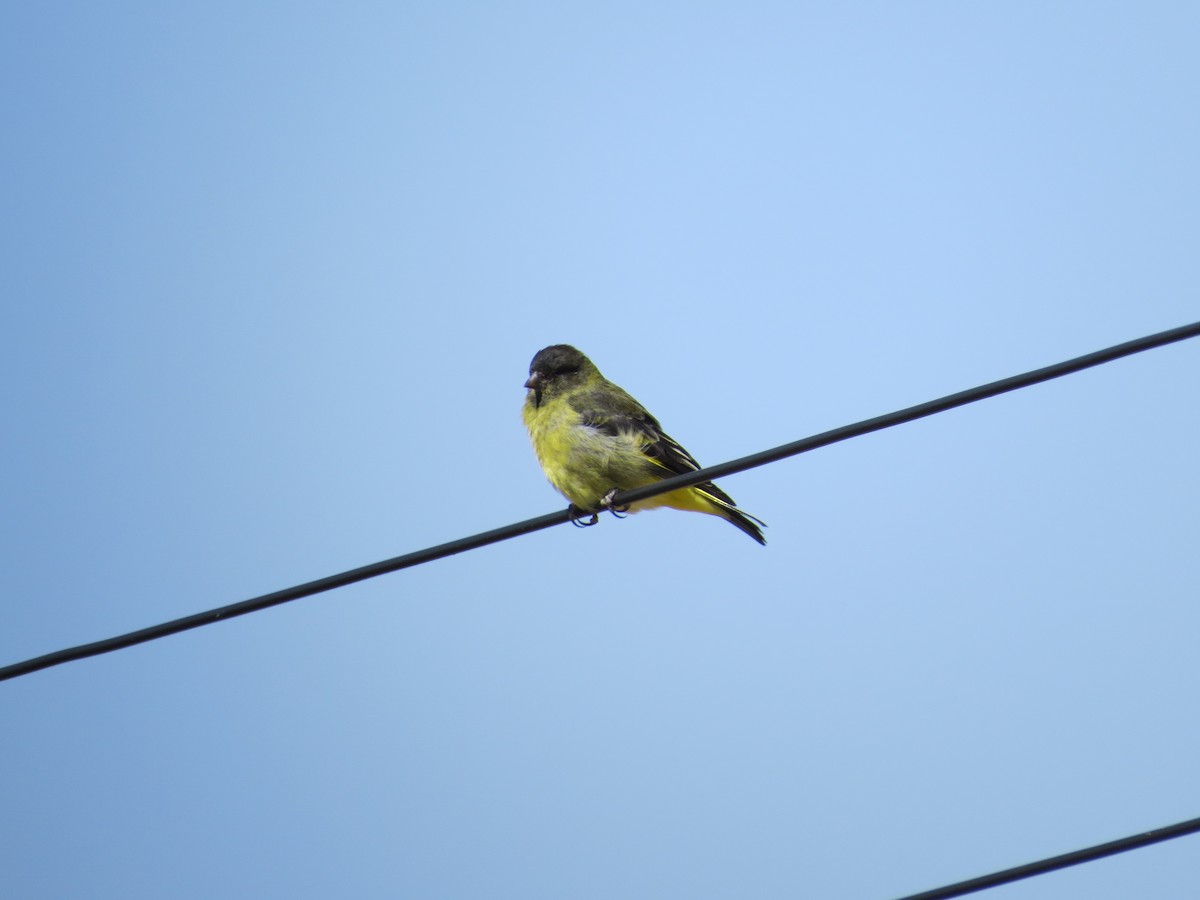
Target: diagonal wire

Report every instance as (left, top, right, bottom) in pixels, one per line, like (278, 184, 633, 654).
(2, 320, 1197, 683)
(892, 814, 1200, 899)
(612, 320, 1200, 507)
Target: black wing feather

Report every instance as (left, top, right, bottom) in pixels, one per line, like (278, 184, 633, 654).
(575, 394, 739, 507)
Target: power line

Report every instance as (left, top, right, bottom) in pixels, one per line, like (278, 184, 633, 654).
(2, 320, 1197, 684)
(0, 508, 575, 682)
(893, 814, 1200, 899)
(613, 319, 1200, 507)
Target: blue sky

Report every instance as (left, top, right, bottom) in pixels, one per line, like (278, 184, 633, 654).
(3, 4, 1198, 898)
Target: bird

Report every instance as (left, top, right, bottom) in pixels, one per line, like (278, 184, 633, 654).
(521, 344, 766, 544)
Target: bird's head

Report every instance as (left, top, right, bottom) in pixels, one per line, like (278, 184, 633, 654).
(524, 344, 596, 407)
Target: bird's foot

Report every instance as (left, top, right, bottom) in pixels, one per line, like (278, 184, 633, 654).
(600, 488, 631, 518)
(568, 505, 600, 528)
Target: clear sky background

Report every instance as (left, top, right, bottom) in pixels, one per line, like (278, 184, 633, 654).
(3, 4, 1198, 899)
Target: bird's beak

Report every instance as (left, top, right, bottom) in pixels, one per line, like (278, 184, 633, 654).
(524, 372, 543, 407)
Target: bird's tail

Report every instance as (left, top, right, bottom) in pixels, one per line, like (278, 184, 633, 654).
(641, 481, 768, 545)
(718, 504, 767, 545)
(695, 484, 767, 545)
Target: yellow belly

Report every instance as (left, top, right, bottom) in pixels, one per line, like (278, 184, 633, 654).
(523, 399, 659, 510)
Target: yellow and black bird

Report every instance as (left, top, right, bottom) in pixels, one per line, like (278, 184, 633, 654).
(522, 345, 766, 544)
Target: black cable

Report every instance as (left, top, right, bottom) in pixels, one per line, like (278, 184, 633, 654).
(0, 509, 573, 681)
(2, 320, 1197, 683)
(613, 320, 1200, 506)
(893, 814, 1200, 899)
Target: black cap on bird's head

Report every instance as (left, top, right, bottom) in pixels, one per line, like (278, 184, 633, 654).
(524, 344, 595, 407)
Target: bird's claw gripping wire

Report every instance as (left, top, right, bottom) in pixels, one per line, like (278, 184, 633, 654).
(600, 488, 631, 518)
(567, 489, 630, 528)
(568, 505, 600, 528)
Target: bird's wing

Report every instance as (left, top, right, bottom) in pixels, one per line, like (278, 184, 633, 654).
(573, 389, 739, 507)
